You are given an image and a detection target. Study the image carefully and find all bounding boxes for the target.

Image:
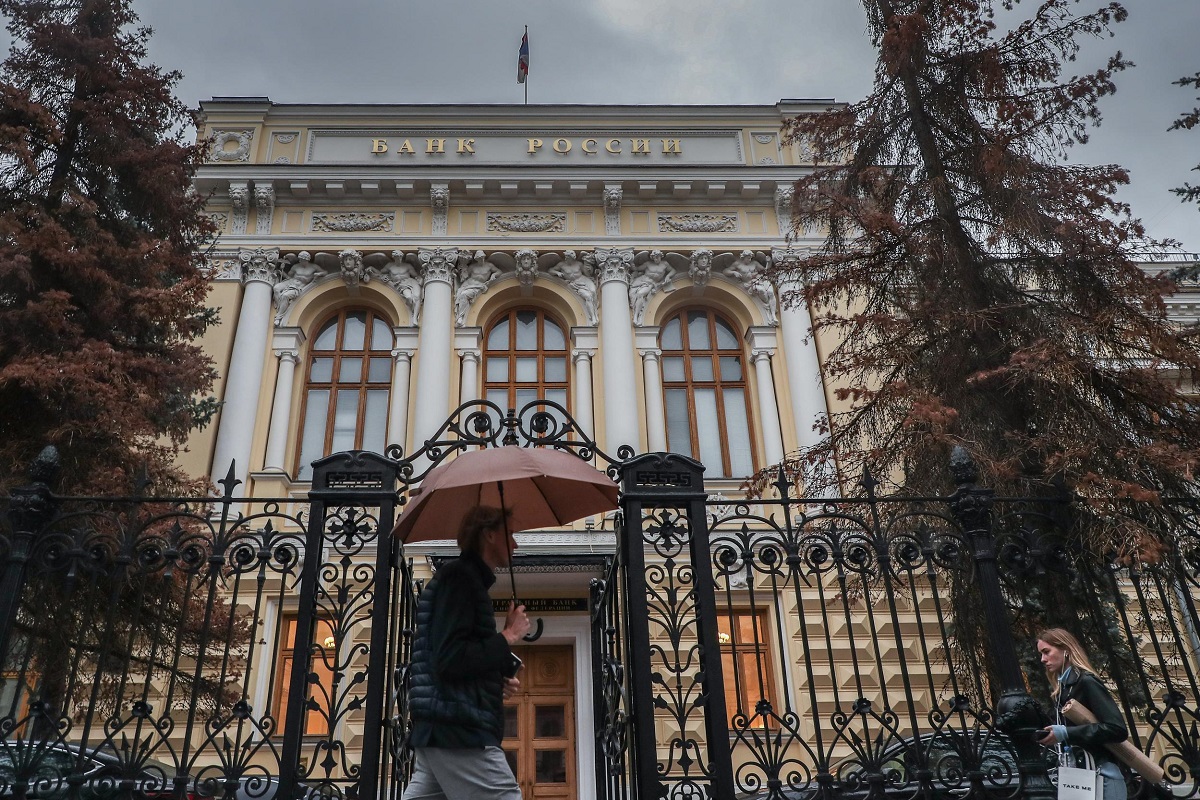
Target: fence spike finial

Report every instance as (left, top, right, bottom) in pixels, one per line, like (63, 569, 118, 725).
(217, 459, 241, 498)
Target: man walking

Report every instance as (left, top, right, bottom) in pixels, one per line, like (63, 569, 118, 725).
(403, 505, 531, 799)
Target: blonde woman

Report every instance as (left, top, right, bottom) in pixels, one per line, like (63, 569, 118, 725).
(1035, 628, 1129, 800)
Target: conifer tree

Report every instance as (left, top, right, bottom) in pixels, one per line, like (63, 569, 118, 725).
(774, 0, 1200, 555)
(0, 0, 217, 495)
(1170, 70, 1200, 208)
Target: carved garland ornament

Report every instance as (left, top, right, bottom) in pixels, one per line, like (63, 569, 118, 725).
(209, 130, 254, 163)
(311, 212, 395, 233)
(486, 213, 566, 233)
(657, 213, 739, 233)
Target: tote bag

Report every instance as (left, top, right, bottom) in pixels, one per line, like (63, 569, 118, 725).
(1058, 764, 1098, 800)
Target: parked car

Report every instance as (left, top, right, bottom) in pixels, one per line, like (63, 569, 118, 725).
(0, 742, 178, 800)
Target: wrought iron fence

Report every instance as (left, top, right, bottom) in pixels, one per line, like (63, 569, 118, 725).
(608, 449, 1200, 800)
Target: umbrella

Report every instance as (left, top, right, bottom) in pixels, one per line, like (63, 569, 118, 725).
(391, 445, 620, 602)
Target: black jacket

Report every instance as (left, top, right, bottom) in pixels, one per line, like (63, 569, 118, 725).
(408, 552, 514, 748)
(1056, 669, 1128, 765)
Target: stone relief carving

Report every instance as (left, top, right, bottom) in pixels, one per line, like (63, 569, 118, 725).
(210, 130, 254, 163)
(365, 250, 423, 323)
(629, 250, 686, 325)
(254, 185, 275, 235)
(238, 247, 279, 284)
(454, 251, 503, 326)
(206, 212, 228, 233)
(486, 213, 566, 233)
(272, 251, 328, 326)
(418, 247, 459, 284)
(311, 212, 395, 233)
(228, 183, 249, 235)
(775, 185, 795, 236)
(753, 133, 775, 144)
(274, 133, 297, 144)
(274, 157, 291, 164)
(206, 251, 241, 279)
(758, 157, 777, 165)
(657, 213, 739, 233)
(689, 249, 714, 286)
(603, 185, 622, 236)
(715, 249, 778, 325)
(338, 248, 369, 287)
(545, 251, 598, 326)
(431, 184, 449, 236)
(490, 249, 558, 289)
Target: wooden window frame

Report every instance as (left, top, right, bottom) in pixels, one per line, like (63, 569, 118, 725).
(273, 615, 336, 738)
(718, 607, 780, 730)
(483, 308, 571, 413)
(659, 308, 758, 477)
(294, 308, 393, 476)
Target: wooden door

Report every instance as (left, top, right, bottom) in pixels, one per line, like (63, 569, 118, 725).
(502, 644, 576, 799)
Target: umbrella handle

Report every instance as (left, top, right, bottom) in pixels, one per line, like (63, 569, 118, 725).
(523, 618, 543, 642)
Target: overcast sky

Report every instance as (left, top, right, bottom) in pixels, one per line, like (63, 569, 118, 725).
(13, 1, 1200, 250)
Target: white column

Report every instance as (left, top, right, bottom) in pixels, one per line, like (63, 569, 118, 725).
(570, 327, 599, 443)
(210, 248, 278, 490)
(751, 350, 785, 466)
(634, 325, 667, 452)
(262, 327, 305, 472)
(387, 327, 419, 454)
(456, 327, 484, 405)
(410, 248, 458, 452)
(595, 248, 641, 454)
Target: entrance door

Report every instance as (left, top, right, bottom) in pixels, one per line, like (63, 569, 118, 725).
(503, 645, 576, 799)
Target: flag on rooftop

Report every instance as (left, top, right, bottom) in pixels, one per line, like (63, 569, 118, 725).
(517, 28, 529, 85)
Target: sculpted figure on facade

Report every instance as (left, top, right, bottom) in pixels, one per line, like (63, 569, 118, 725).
(489, 249, 557, 289)
(272, 251, 328, 325)
(629, 250, 685, 325)
(338, 248, 369, 287)
(689, 249, 714, 287)
(717, 249, 778, 325)
(365, 250, 423, 324)
(454, 250, 502, 326)
(546, 250, 599, 326)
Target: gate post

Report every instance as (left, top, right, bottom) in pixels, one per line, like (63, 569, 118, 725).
(279, 450, 402, 800)
(0, 446, 59, 670)
(947, 447, 1056, 800)
(617, 452, 735, 799)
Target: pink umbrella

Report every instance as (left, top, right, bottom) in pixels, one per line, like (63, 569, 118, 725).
(392, 445, 620, 601)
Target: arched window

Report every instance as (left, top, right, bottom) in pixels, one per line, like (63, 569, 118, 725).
(484, 309, 570, 418)
(295, 308, 394, 480)
(660, 309, 756, 478)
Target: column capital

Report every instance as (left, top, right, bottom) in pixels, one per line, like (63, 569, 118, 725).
(638, 347, 663, 362)
(750, 348, 775, 364)
(239, 247, 280, 285)
(592, 248, 634, 286)
(418, 247, 458, 285)
(391, 348, 416, 362)
(572, 349, 595, 363)
(273, 348, 300, 364)
(459, 347, 481, 362)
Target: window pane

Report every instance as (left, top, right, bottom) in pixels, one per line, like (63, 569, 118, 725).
(298, 390, 330, 480)
(488, 318, 510, 349)
(715, 317, 739, 349)
(535, 705, 565, 738)
(339, 358, 362, 382)
(544, 357, 566, 383)
(486, 388, 508, 432)
(331, 390, 358, 453)
(504, 749, 519, 781)
(310, 357, 334, 383)
(661, 317, 682, 350)
(724, 388, 754, 476)
(545, 389, 568, 410)
(515, 388, 538, 411)
(515, 311, 537, 349)
(690, 356, 714, 382)
(535, 750, 567, 783)
(343, 312, 367, 350)
(487, 358, 509, 383)
(362, 390, 388, 452)
(543, 318, 565, 350)
(662, 357, 685, 383)
(504, 706, 519, 739)
(370, 317, 392, 350)
(515, 357, 538, 382)
(694, 388, 723, 471)
(665, 389, 693, 459)
(368, 357, 391, 383)
(720, 356, 743, 381)
(313, 321, 338, 350)
(687, 311, 710, 349)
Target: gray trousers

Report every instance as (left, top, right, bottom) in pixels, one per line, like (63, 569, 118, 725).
(402, 747, 521, 800)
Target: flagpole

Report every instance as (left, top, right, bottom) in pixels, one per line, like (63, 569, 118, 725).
(523, 25, 528, 105)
